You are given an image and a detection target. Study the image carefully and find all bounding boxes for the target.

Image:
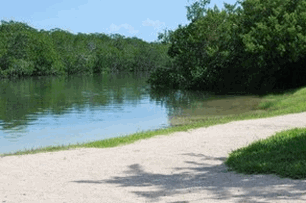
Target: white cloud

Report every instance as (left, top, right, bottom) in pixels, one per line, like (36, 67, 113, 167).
(109, 23, 139, 34)
(142, 18, 165, 30)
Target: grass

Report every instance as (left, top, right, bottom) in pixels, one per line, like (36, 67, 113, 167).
(225, 128, 306, 179)
(1, 86, 306, 179)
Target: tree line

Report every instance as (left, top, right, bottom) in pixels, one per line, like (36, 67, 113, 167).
(149, 0, 306, 94)
(0, 20, 172, 78)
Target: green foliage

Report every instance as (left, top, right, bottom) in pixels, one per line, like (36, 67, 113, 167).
(148, 0, 306, 94)
(151, 4, 244, 92)
(29, 31, 65, 75)
(147, 66, 185, 89)
(1, 58, 35, 77)
(157, 28, 174, 44)
(186, 0, 211, 22)
(0, 21, 65, 77)
(239, 0, 306, 90)
(0, 20, 171, 78)
(0, 21, 34, 76)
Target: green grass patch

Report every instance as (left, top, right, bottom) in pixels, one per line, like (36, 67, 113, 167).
(225, 128, 306, 179)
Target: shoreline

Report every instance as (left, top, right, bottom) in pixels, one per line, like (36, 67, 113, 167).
(1, 106, 305, 157)
(1, 84, 304, 157)
(1, 111, 306, 202)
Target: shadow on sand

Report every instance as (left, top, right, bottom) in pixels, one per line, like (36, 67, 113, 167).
(72, 153, 306, 202)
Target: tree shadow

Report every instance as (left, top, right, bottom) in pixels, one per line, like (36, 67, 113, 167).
(71, 153, 306, 202)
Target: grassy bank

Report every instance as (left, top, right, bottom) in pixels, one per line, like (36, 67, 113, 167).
(1, 86, 306, 179)
(225, 127, 306, 179)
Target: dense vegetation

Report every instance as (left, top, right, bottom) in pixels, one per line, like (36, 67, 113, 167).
(149, 0, 306, 94)
(2, 0, 306, 94)
(0, 21, 172, 78)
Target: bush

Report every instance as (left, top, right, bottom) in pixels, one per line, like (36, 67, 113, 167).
(147, 0, 306, 94)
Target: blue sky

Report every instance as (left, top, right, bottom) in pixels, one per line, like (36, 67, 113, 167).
(1, 0, 237, 42)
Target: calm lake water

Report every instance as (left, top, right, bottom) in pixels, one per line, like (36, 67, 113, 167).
(0, 71, 263, 154)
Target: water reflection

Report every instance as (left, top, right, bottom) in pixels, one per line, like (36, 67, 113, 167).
(148, 88, 263, 126)
(0, 72, 263, 154)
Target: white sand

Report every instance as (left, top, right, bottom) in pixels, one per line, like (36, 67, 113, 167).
(1, 112, 306, 203)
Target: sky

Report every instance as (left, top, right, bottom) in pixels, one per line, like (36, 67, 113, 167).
(1, 0, 238, 43)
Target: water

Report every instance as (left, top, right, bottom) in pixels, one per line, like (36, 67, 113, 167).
(0, 72, 263, 154)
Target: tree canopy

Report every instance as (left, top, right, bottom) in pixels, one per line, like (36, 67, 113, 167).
(149, 0, 306, 94)
(0, 20, 172, 78)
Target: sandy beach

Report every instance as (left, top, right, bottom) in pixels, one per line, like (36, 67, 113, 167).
(1, 112, 306, 203)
